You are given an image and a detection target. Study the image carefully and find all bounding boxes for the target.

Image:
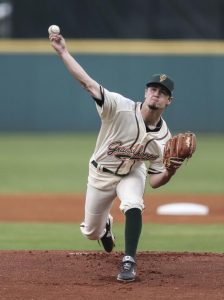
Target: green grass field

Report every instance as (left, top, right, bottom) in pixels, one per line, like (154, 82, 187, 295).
(0, 133, 223, 194)
(0, 133, 223, 252)
(0, 223, 224, 253)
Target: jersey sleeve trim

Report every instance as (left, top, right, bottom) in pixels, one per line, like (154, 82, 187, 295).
(92, 85, 105, 107)
(148, 168, 162, 175)
(153, 128, 170, 141)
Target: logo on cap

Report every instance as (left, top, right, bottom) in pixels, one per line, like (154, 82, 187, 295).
(160, 74, 167, 82)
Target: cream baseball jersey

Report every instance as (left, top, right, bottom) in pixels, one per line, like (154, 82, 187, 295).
(90, 87, 172, 176)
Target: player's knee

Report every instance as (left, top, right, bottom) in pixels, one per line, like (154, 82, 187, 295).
(83, 232, 99, 240)
(80, 223, 101, 240)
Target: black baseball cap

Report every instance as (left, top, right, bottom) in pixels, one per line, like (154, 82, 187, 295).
(146, 74, 174, 95)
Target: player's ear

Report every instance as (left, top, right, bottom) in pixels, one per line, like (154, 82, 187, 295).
(166, 96, 173, 106)
(144, 87, 148, 98)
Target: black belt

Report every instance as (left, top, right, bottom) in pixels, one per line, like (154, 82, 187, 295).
(91, 160, 128, 177)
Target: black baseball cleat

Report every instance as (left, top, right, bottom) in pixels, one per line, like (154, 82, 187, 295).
(117, 256, 136, 282)
(99, 215, 115, 253)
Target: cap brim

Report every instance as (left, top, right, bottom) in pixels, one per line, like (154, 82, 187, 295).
(146, 82, 172, 96)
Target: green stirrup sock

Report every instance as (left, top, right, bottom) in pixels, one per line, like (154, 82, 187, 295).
(124, 208, 142, 259)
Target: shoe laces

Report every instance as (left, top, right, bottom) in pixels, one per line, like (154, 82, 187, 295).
(104, 220, 112, 238)
(105, 230, 112, 238)
(123, 262, 133, 271)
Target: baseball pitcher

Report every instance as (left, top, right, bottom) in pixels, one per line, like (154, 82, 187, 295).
(49, 30, 196, 282)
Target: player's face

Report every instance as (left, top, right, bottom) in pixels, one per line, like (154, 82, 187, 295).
(144, 84, 171, 110)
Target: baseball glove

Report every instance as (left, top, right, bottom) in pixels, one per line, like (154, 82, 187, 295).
(163, 132, 196, 171)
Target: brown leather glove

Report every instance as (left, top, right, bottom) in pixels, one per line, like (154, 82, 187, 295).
(163, 132, 196, 171)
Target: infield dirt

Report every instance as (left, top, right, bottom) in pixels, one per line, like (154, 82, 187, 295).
(0, 194, 223, 300)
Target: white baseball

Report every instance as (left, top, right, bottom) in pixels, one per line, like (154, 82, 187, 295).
(48, 25, 60, 35)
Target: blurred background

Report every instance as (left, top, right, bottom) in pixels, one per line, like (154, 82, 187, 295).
(0, 0, 224, 133)
(0, 0, 223, 193)
(3, 0, 224, 39)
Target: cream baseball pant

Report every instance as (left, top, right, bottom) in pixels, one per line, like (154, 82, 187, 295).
(80, 164, 146, 240)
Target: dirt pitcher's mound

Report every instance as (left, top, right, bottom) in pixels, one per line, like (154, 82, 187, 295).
(0, 251, 224, 300)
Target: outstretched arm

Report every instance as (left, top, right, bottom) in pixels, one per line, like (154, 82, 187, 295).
(49, 33, 102, 100)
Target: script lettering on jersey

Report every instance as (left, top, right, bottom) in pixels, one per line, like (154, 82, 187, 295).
(107, 141, 159, 161)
